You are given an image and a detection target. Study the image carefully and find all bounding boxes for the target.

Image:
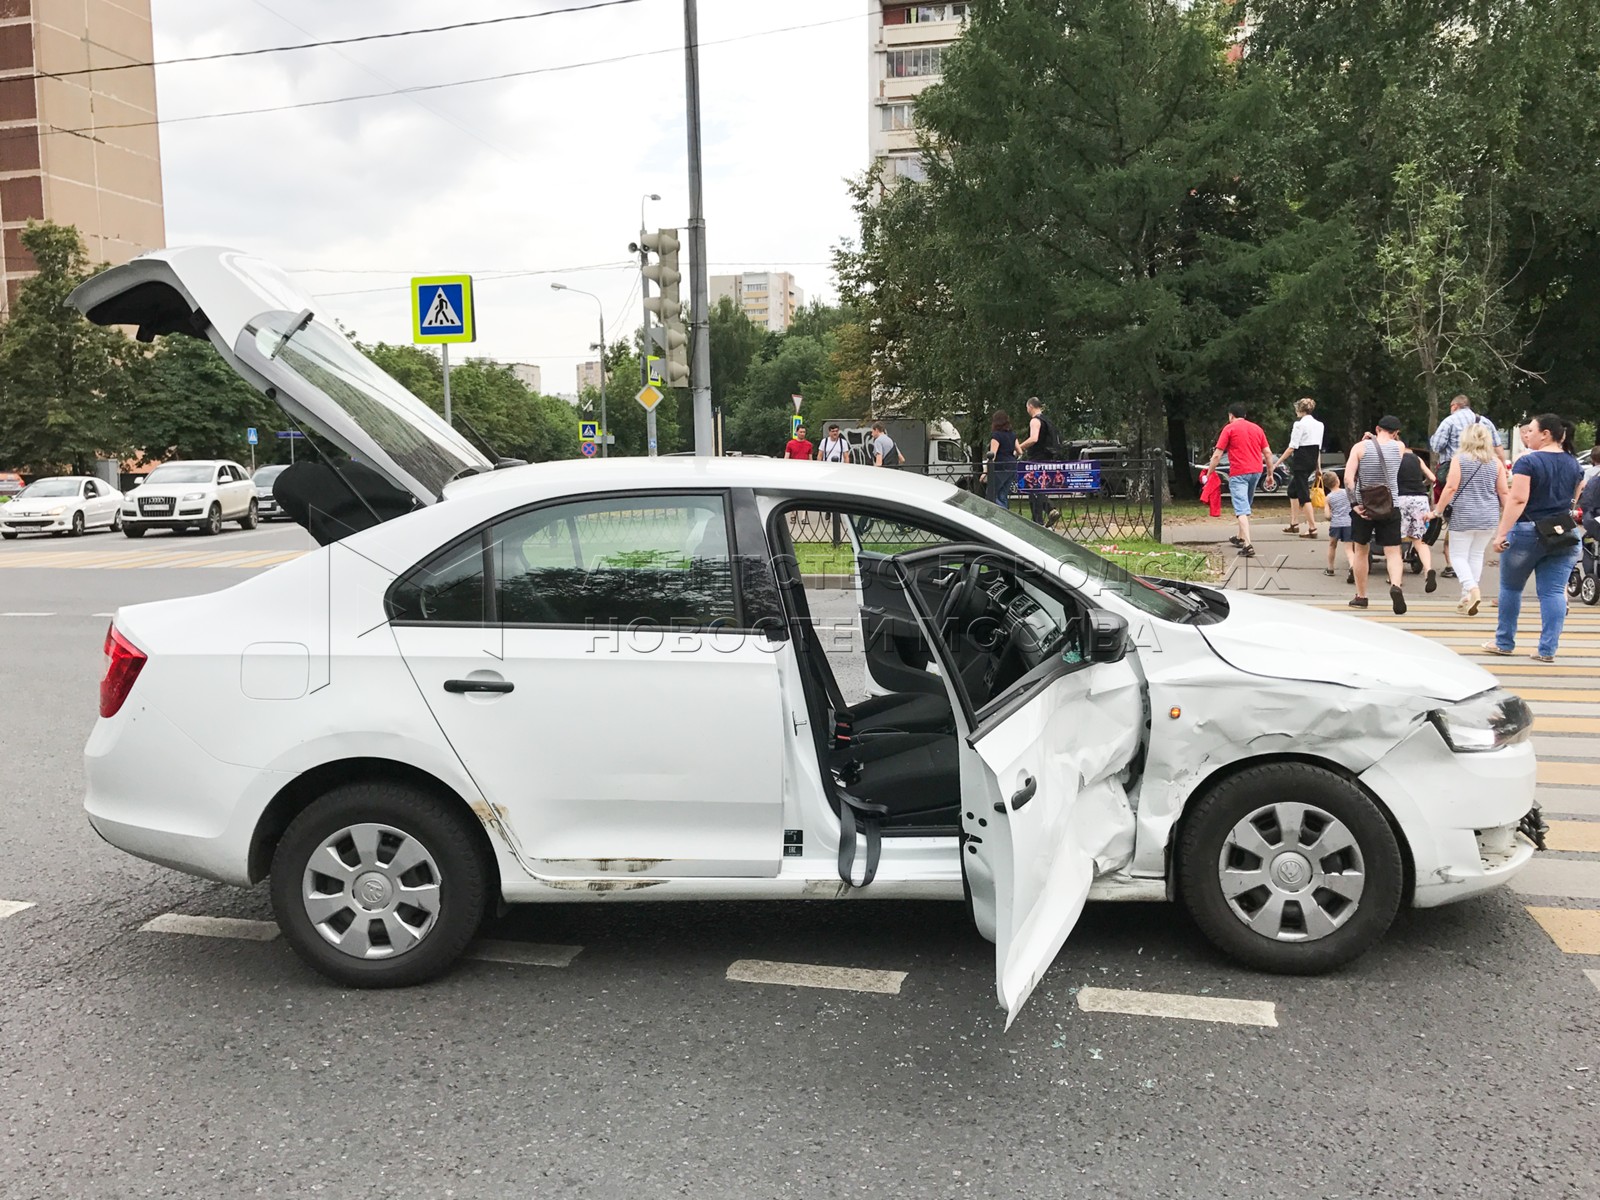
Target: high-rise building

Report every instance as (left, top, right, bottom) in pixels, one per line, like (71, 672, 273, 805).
(0, 0, 166, 310)
(467, 357, 542, 393)
(709, 270, 804, 333)
(867, 3, 968, 183)
(576, 360, 603, 394)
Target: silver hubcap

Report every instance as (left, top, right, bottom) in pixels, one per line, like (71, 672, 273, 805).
(302, 822, 442, 959)
(1218, 802, 1365, 942)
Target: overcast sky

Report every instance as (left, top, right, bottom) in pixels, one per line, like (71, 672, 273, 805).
(150, 0, 868, 392)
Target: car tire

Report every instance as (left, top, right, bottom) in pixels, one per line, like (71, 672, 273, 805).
(1178, 762, 1403, 975)
(239, 499, 258, 530)
(123, 525, 145, 539)
(69, 510, 85, 537)
(200, 503, 222, 536)
(269, 781, 489, 988)
(110, 511, 122, 532)
(1583, 574, 1599, 606)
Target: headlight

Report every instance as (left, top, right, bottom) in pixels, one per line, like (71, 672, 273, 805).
(46, 505, 67, 516)
(181, 491, 205, 500)
(1429, 690, 1533, 753)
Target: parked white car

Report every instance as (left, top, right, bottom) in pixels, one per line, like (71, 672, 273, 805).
(0, 476, 124, 539)
(123, 459, 258, 537)
(70, 249, 1543, 1022)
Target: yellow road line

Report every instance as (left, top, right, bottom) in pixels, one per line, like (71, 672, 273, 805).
(1536, 718, 1600, 734)
(1539, 761, 1598, 787)
(1481, 663, 1599, 677)
(1516, 688, 1600, 703)
(1547, 821, 1600, 854)
(1526, 907, 1600, 955)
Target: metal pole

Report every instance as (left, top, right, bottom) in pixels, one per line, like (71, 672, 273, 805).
(640, 203, 658, 458)
(442, 343, 452, 427)
(683, 0, 713, 457)
(597, 309, 609, 458)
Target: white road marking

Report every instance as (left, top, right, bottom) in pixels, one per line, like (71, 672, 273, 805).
(0, 900, 36, 921)
(0, 612, 55, 617)
(1586, 970, 1600, 996)
(466, 940, 583, 967)
(92, 612, 114, 617)
(141, 913, 280, 941)
(1077, 985, 1279, 1027)
(1511, 858, 1600, 901)
(725, 958, 907, 995)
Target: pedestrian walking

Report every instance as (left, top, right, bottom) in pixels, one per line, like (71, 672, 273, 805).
(1345, 416, 1408, 612)
(817, 423, 848, 463)
(1016, 397, 1061, 525)
(1204, 403, 1270, 558)
(1579, 464, 1600, 581)
(1396, 440, 1438, 593)
(1483, 414, 1586, 662)
(982, 411, 1019, 508)
(869, 423, 903, 469)
(1321, 471, 1356, 578)
(1582, 445, 1600, 487)
(1428, 424, 1505, 615)
(1270, 397, 1324, 537)
(784, 425, 814, 462)
(1430, 393, 1506, 579)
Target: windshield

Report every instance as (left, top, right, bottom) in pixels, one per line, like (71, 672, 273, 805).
(254, 465, 287, 484)
(17, 479, 82, 498)
(145, 464, 215, 484)
(946, 489, 1193, 622)
(246, 312, 487, 502)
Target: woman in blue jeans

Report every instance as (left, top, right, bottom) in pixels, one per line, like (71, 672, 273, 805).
(1484, 414, 1585, 662)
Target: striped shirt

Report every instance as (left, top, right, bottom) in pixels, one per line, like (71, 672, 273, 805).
(1325, 487, 1352, 529)
(1448, 456, 1500, 532)
(1429, 408, 1502, 468)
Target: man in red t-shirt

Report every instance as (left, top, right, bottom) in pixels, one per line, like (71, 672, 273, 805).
(1204, 403, 1270, 556)
(784, 426, 814, 461)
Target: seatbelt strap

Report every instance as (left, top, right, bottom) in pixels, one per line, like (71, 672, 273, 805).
(836, 790, 887, 888)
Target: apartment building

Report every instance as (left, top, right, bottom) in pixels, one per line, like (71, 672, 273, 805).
(709, 270, 804, 333)
(576, 360, 603, 394)
(0, 0, 165, 310)
(867, 2, 968, 182)
(467, 357, 542, 393)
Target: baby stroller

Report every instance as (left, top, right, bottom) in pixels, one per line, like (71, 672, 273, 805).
(1567, 530, 1599, 606)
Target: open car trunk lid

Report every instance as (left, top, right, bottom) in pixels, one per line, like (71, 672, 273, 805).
(68, 247, 492, 509)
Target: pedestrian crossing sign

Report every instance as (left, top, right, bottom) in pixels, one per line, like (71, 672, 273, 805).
(411, 275, 475, 344)
(580, 421, 599, 442)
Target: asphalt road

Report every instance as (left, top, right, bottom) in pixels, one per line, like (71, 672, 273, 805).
(1, 525, 1597, 1199)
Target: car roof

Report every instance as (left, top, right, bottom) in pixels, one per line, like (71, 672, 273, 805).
(441, 456, 961, 505)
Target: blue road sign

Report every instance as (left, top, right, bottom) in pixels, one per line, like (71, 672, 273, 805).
(275, 430, 306, 440)
(579, 421, 599, 442)
(580, 441, 598, 458)
(247, 427, 258, 446)
(411, 275, 475, 344)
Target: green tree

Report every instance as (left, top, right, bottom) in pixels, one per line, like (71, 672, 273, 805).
(131, 334, 284, 463)
(725, 335, 834, 455)
(0, 222, 141, 473)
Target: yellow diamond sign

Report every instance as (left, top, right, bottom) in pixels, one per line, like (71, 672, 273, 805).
(635, 384, 664, 412)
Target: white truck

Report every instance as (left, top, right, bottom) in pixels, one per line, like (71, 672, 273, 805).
(819, 417, 972, 485)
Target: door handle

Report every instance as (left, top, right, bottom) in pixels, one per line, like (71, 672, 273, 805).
(444, 678, 514, 695)
(994, 774, 1037, 814)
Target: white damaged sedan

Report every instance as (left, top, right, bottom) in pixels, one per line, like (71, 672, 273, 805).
(71, 249, 1543, 1024)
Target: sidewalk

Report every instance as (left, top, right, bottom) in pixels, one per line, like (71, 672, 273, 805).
(1169, 514, 1499, 603)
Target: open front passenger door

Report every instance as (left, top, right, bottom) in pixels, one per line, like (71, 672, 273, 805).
(892, 547, 1145, 1027)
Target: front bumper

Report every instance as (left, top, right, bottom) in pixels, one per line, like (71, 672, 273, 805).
(0, 514, 72, 532)
(1359, 719, 1539, 908)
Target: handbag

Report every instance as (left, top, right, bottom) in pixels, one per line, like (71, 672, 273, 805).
(1359, 484, 1394, 520)
(1534, 515, 1581, 547)
(1443, 461, 1485, 522)
(1309, 481, 1327, 509)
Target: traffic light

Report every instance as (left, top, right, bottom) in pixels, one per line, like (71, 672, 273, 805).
(642, 228, 689, 388)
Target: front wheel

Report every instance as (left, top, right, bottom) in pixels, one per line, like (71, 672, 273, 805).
(239, 499, 258, 530)
(1178, 763, 1403, 974)
(200, 503, 222, 536)
(69, 510, 85, 537)
(270, 782, 489, 988)
(1583, 574, 1599, 606)
(123, 525, 145, 539)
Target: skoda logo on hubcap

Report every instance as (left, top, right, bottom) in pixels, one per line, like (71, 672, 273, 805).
(353, 872, 393, 909)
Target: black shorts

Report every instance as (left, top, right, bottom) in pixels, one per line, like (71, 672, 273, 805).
(1350, 510, 1402, 547)
(1288, 470, 1313, 503)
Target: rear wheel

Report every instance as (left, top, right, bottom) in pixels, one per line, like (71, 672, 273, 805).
(200, 503, 222, 536)
(239, 499, 258, 530)
(269, 781, 489, 988)
(110, 511, 122, 532)
(1178, 763, 1403, 974)
(1568, 567, 1582, 598)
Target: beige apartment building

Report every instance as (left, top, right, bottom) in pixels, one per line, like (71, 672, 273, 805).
(576, 360, 603, 394)
(0, 0, 164, 310)
(867, 2, 968, 182)
(709, 270, 804, 333)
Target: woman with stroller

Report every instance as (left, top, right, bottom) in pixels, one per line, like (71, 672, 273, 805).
(1429, 423, 1505, 616)
(1396, 443, 1438, 593)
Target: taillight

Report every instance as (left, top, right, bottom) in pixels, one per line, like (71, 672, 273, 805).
(100, 624, 147, 718)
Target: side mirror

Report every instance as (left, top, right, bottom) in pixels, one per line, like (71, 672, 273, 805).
(131, 477, 143, 487)
(1086, 609, 1129, 664)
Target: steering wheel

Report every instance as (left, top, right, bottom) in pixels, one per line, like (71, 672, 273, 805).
(934, 559, 986, 631)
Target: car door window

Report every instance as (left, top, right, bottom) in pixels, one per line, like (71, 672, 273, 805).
(388, 536, 489, 624)
(83, 481, 97, 498)
(492, 494, 738, 628)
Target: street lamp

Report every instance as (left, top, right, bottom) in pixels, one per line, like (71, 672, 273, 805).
(552, 283, 608, 458)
